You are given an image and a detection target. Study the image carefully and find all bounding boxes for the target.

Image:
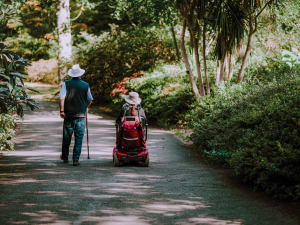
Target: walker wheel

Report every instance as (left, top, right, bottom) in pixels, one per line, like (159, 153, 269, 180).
(113, 152, 120, 167)
(144, 154, 149, 167)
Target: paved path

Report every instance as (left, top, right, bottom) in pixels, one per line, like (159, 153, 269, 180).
(0, 101, 299, 225)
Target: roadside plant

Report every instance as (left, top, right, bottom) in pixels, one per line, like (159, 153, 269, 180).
(188, 70, 300, 200)
(0, 109, 17, 151)
(0, 41, 39, 117)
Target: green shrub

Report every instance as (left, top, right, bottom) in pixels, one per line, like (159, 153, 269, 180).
(188, 70, 300, 200)
(4, 32, 58, 61)
(0, 110, 17, 151)
(75, 27, 177, 103)
(126, 64, 195, 127)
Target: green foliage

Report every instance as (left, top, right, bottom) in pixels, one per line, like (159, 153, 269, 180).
(240, 55, 292, 84)
(110, 0, 179, 27)
(281, 48, 300, 68)
(0, 41, 39, 117)
(188, 69, 300, 200)
(126, 63, 195, 128)
(76, 27, 177, 103)
(0, 109, 17, 151)
(4, 32, 58, 61)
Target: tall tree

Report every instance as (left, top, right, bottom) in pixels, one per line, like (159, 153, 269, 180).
(212, 0, 246, 84)
(180, 18, 200, 99)
(176, 0, 206, 98)
(56, 0, 72, 85)
(236, 0, 280, 83)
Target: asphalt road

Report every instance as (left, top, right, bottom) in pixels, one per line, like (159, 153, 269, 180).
(0, 101, 299, 225)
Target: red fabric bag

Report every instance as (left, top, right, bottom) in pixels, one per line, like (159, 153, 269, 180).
(116, 117, 146, 149)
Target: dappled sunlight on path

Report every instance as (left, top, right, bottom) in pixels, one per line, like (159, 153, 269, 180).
(0, 101, 299, 224)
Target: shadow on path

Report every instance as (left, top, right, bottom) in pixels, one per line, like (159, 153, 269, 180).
(0, 101, 299, 225)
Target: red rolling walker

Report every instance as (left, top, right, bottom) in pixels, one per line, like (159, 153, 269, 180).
(113, 104, 149, 167)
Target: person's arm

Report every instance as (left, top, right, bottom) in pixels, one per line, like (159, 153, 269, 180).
(86, 87, 93, 112)
(58, 82, 67, 119)
(140, 108, 147, 123)
(59, 97, 66, 119)
(86, 101, 92, 112)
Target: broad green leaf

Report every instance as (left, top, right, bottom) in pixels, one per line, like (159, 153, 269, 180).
(0, 73, 9, 80)
(26, 87, 40, 93)
(13, 86, 21, 93)
(0, 88, 8, 92)
(10, 72, 25, 79)
(2, 55, 9, 74)
(6, 17, 22, 22)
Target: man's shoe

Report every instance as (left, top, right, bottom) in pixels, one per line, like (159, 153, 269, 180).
(60, 153, 68, 163)
(73, 160, 80, 166)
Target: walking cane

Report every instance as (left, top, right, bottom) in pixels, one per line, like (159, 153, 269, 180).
(86, 113, 90, 159)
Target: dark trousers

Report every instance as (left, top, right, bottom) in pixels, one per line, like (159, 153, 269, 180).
(62, 117, 86, 161)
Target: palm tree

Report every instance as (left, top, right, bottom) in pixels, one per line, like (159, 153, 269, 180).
(212, 0, 247, 84)
(176, 0, 202, 99)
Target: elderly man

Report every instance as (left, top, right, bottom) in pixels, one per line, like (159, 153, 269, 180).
(58, 64, 93, 166)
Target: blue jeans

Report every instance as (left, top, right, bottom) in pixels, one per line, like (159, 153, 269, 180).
(62, 117, 86, 161)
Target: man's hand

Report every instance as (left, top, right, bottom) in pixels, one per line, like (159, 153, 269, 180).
(59, 97, 65, 119)
(86, 108, 89, 113)
(60, 111, 66, 119)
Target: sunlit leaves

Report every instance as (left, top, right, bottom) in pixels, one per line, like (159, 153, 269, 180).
(281, 48, 300, 68)
(0, 41, 39, 117)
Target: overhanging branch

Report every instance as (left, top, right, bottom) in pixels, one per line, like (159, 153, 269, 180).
(71, 3, 84, 21)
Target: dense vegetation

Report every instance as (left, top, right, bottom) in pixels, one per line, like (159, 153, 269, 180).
(75, 27, 177, 103)
(189, 67, 300, 200)
(0, 1, 39, 151)
(1, 0, 300, 200)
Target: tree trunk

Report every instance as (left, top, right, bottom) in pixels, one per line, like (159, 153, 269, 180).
(188, 28, 194, 54)
(237, 14, 254, 84)
(219, 34, 226, 83)
(57, 0, 72, 86)
(216, 60, 220, 85)
(224, 52, 228, 83)
(193, 33, 205, 96)
(170, 22, 181, 61)
(228, 52, 234, 82)
(202, 22, 210, 95)
(179, 18, 200, 99)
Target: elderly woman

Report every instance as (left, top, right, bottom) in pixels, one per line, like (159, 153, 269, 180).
(116, 92, 147, 125)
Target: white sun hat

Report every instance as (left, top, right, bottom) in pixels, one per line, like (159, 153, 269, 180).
(125, 92, 142, 105)
(68, 64, 85, 77)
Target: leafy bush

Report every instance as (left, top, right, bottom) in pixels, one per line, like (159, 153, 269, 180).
(75, 27, 177, 103)
(109, 56, 216, 127)
(126, 64, 195, 127)
(0, 110, 17, 151)
(188, 69, 300, 200)
(4, 32, 58, 61)
(0, 41, 39, 117)
(26, 59, 58, 84)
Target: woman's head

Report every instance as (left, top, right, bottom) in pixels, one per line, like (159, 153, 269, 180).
(125, 92, 141, 105)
